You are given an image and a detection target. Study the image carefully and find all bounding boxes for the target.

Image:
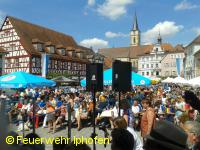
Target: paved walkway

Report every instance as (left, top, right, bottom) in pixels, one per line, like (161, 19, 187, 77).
(10, 124, 111, 150)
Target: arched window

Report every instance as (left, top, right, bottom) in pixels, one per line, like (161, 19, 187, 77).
(133, 37, 136, 44)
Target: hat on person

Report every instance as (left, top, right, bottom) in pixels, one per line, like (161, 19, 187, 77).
(146, 120, 188, 150)
(36, 97, 41, 101)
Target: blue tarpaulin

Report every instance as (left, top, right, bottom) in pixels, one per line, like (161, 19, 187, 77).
(0, 71, 56, 88)
(80, 68, 151, 87)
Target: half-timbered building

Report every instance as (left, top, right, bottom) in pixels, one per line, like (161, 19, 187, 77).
(0, 16, 93, 77)
(0, 47, 8, 75)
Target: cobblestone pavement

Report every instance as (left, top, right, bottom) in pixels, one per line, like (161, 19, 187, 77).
(10, 123, 112, 150)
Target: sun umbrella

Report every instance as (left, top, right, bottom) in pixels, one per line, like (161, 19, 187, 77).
(80, 68, 151, 87)
(0, 71, 56, 88)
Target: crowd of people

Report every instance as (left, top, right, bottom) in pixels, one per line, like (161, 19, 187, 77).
(0, 83, 200, 150)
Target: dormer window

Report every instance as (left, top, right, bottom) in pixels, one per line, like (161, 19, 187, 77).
(68, 50, 75, 57)
(45, 41, 55, 54)
(76, 52, 83, 59)
(47, 46, 55, 54)
(76, 49, 83, 59)
(82, 53, 86, 59)
(33, 43, 43, 52)
(68, 51, 72, 57)
(32, 39, 44, 52)
(58, 48, 66, 55)
(71, 50, 76, 57)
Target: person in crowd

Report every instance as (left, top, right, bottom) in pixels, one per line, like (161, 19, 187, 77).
(87, 98, 94, 117)
(22, 133, 45, 150)
(134, 90, 144, 102)
(17, 109, 26, 132)
(111, 128, 135, 150)
(132, 100, 141, 115)
(5, 85, 200, 150)
(73, 95, 80, 124)
(98, 92, 107, 111)
(26, 99, 34, 127)
(107, 91, 116, 108)
(53, 136, 67, 150)
(8, 103, 19, 123)
(26, 88, 33, 99)
(37, 97, 46, 117)
(161, 93, 167, 105)
(0, 91, 7, 99)
(34, 88, 40, 100)
(120, 94, 134, 127)
(77, 101, 88, 131)
(132, 100, 142, 130)
(66, 93, 75, 122)
(184, 90, 200, 111)
(175, 96, 186, 125)
(49, 95, 57, 108)
(113, 117, 143, 150)
(140, 99, 156, 140)
(187, 109, 195, 121)
(143, 120, 188, 150)
(183, 121, 200, 150)
(53, 103, 66, 132)
(46, 100, 56, 133)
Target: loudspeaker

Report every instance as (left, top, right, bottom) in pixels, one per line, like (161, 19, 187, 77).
(86, 63, 103, 91)
(112, 60, 131, 92)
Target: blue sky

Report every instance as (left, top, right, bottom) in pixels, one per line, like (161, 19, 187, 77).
(0, 0, 200, 51)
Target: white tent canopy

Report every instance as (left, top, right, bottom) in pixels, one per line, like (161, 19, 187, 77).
(172, 76, 189, 84)
(188, 76, 200, 87)
(161, 77, 174, 83)
(151, 77, 161, 81)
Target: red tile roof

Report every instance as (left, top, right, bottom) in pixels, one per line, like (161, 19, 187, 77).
(6, 16, 93, 61)
(99, 43, 176, 59)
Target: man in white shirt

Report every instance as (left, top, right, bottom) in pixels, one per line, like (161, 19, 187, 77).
(132, 100, 140, 115)
(0, 91, 7, 99)
(127, 126, 144, 150)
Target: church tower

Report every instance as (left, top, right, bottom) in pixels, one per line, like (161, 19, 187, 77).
(157, 31, 162, 45)
(130, 12, 140, 46)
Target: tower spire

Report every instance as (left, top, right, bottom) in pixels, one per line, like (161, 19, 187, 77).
(157, 30, 162, 44)
(133, 12, 139, 31)
(130, 11, 140, 46)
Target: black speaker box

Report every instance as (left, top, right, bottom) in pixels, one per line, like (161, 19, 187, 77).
(86, 63, 103, 91)
(112, 60, 131, 92)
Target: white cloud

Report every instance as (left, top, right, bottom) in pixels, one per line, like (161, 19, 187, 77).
(88, 0, 95, 6)
(105, 31, 128, 38)
(97, 0, 134, 20)
(83, 11, 88, 16)
(80, 38, 108, 52)
(192, 27, 200, 36)
(174, 0, 199, 10)
(142, 21, 184, 43)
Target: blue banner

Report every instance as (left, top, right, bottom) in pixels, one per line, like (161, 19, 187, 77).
(176, 58, 180, 77)
(46, 54, 49, 75)
(42, 53, 49, 78)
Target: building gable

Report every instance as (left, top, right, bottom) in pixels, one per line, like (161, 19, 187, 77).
(0, 17, 29, 56)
